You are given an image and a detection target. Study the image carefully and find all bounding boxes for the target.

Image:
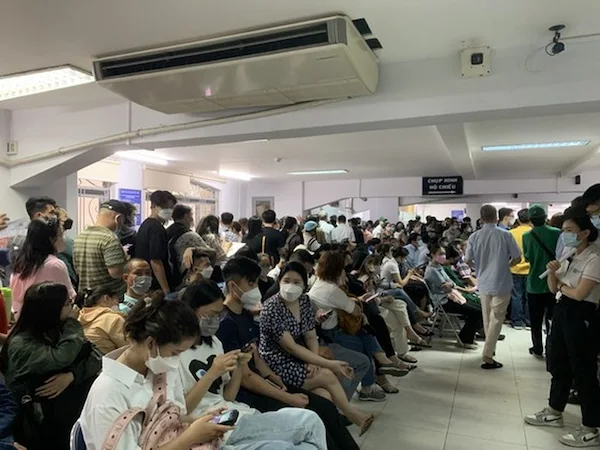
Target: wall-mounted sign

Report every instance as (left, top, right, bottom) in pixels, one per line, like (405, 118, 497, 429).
(118, 188, 142, 226)
(422, 176, 464, 196)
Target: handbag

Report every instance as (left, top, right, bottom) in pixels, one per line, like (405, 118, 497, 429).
(102, 373, 220, 450)
(337, 297, 364, 336)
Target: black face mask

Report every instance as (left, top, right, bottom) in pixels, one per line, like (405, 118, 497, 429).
(63, 218, 74, 231)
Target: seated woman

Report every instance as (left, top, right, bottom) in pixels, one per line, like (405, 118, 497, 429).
(0, 282, 101, 450)
(446, 244, 477, 287)
(180, 280, 355, 450)
(76, 286, 128, 354)
(10, 217, 76, 320)
(356, 255, 428, 362)
(444, 246, 481, 306)
(260, 262, 375, 435)
(196, 215, 227, 266)
(424, 244, 483, 349)
(309, 251, 407, 402)
(80, 292, 327, 450)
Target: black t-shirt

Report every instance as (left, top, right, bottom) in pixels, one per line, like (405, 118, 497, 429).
(261, 227, 286, 263)
(217, 306, 259, 373)
(134, 217, 173, 291)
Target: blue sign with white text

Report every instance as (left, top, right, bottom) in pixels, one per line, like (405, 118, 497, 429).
(118, 189, 142, 226)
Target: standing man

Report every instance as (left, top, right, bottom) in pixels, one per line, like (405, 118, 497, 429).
(221, 212, 241, 243)
(331, 215, 355, 244)
(509, 209, 532, 330)
(498, 207, 515, 230)
(318, 212, 334, 244)
(523, 205, 561, 358)
(261, 209, 286, 264)
(73, 200, 127, 295)
(135, 190, 177, 295)
(466, 205, 521, 370)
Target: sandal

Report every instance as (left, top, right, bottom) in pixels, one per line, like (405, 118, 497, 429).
(359, 414, 376, 437)
(416, 329, 435, 337)
(408, 339, 432, 348)
(378, 383, 399, 394)
(378, 364, 409, 377)
(399, 354, 418, 364)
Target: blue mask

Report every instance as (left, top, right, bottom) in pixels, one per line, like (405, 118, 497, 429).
(563, 232, 581, 248)
(591, 215, 600, 230)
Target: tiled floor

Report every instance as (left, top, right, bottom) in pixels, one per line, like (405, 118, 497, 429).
(349, 327, 584, 449)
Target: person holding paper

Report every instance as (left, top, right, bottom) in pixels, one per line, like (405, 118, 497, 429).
(525, 207, 600, 448)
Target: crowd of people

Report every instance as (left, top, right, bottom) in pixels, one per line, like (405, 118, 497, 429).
(0, 184, 599, 449)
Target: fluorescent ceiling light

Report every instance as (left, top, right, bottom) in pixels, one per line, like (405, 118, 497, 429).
(288, 169, 349, 176)
(0, 66, 94, 101)
(482, 141, 590, 151)
(114, 150, 169, 166)
(218, 170, 252, 181)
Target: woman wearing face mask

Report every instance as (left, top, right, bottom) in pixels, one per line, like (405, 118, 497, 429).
(121, 258, 153, 315)
(10, 217, 76, 320)
(0, 282, 101, 450)
(260, 263, 375, 436)
(76, 286, 128, 354)
(179, 279, 329, 450)
(525, 207, 600, 447)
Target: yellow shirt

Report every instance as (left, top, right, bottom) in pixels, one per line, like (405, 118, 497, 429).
(509, 225, 531, 275)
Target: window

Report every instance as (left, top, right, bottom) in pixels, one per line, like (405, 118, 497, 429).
(144, 183, 218, 226)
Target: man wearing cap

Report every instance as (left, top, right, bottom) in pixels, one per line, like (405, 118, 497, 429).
(73, 200, 127, 295)
(523, 205, 561, 358)
(303, 221, 321, 252)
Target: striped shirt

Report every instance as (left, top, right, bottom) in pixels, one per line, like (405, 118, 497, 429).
(74, 226, 127, 295)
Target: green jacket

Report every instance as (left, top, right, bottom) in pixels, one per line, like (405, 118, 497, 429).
(523, 225, 561, 294)
(3, 318, 101, 388)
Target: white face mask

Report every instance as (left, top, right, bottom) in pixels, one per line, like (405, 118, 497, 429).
(240, 286, 262, 307)
(508, 217, 516, 226)
(158, 208, 173, 221)
(111, 305, 121, 312)
(280, 283, 303, 303)
(132, 275, 153, 295)
(201, 267, 214, 279)
(145, 343, 179, 374)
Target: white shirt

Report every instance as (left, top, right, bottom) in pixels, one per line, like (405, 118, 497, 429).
(380, 256, 401, 287)
(331, 224, 356, 244)
(267, 266, 281, 281)
(308, 278, 356, 330)
(80, 350, 187, 450)
(177, 338, 256, 441)
(318, 220, 334, 243)
(372, 224, 384, 239)
(556, 245, 600, 304)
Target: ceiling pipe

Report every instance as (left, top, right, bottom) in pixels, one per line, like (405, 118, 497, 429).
(0, 99, 339, 168)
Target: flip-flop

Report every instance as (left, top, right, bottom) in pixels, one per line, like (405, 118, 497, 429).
(359, 414, 376, 437)
(409, 340, 433, 348)
(378, 383, 400, 394)
(399, 354, 418, 364)
(481, 360, 503, 370)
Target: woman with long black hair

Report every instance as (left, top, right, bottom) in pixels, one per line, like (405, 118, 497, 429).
(0, 282, 101, 450)
(525, 207, 600, 447)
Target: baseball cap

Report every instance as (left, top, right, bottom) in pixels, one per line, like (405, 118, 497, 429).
(582, 183, 600, 203)
(304, 221, 318, 232)
(528, 204, 547, 220)
(100, 199, 127, 215)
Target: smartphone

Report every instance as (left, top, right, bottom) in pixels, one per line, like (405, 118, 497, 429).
(241, 338, 258, 353)
(212, 410, 239, 426)
(365, 293, 381, 302)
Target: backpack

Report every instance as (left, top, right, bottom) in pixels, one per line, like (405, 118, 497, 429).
(102, 373, 220, 450)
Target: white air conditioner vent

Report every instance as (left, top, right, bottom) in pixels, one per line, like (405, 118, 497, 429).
(93, 16, 378, 114)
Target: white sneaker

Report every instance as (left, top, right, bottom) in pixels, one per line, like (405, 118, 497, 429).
(524, 407, 564, 428)
(559, 427, 600, 448)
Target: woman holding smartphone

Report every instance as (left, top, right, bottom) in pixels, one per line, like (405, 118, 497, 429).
(524, 207, 600, 447)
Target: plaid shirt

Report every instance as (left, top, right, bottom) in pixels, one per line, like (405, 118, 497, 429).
(221, 226, 242, 243)
(454, 256, 472, 279)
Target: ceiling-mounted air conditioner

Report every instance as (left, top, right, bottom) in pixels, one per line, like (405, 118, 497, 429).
(93, 15, 379, 114)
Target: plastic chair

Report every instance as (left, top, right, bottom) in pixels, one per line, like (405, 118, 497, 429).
(70, 420, 87, 450)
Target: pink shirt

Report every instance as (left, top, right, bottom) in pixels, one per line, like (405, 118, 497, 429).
(10, 255, 76, 319)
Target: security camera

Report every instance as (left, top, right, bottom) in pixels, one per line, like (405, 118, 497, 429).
(546, 24, 566, 56)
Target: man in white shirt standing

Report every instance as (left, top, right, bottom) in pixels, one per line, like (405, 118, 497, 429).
(318, 211, 334, 244)
(331, 215, 356, 244)
(466, 205, 522, 370)
(372, 218, 387, 239)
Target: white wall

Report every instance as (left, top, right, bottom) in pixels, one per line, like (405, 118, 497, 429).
(242, 181, 303, 218)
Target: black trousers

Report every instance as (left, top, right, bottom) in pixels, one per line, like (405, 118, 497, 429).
(528, 292, 556, 355)
(237, 386, 359, 450)
(548, 298, 600, 427)
(443, 301, 483, 345)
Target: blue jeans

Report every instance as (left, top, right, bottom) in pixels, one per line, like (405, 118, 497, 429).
(326, 343, 371, 400)
(511, 274, 530, 327)
(0, 381, 15, 448)
(222, 408, 327, 450)
(322, 328, 380, 387)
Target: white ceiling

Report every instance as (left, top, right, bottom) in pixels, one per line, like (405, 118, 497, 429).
(1, 0, 600, 109)
(145, 112, 600, 181)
